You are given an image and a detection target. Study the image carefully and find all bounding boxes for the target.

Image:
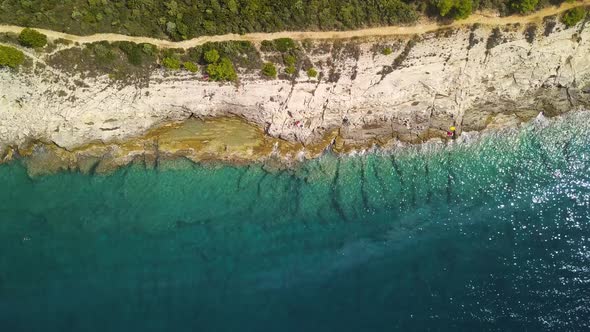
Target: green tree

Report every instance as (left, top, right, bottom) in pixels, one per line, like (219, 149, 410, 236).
(454, 0, 472, 19)
(382, 47, 393, 55)
(262, 62, 277, 78)
(18, 28, 47, 48)
(207, 57, 237, 81)
(307, 68, 318, 78)
(433, 0, 472, 19)
(162, 57, 181, 70)
(285, 65, 296, 75)
(183, 61, 199, 72)
(227, 0, 239, 14)
(204, 49, 220, 63)
(435, 0, 454, 17)
(0, 45, 25, 68)
(511, 0, 539, 14)
(561, 7, 586, 28)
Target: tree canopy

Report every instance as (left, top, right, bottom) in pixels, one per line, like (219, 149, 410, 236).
(0, 0, 556, 40)
(0, 0, 572, 42)
(510, 0, 539, 14)
(433, 0, 472, 19)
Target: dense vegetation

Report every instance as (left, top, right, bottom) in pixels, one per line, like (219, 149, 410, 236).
(18, 28, 47, 48)
(434, 0, 473, 19)
(46, 39, 256, 84)
(511, 0, 540, 14)
(0, 0, 570, 40)
(0, 45, 25, 68)
(561, 7, 587, 27)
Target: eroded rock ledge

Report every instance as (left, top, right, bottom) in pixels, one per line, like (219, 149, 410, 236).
(1, 17, 589, 175)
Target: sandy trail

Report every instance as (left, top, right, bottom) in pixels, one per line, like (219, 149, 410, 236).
(0, 1, 587, 48)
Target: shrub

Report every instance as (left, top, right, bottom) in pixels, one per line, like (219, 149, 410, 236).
(90, 43, 116, 65)
(260, 40, 275, 52)
(283, 54, 296, 66)
(207, 57, 237, 81)
(307, 68, 318, 78)
(115, 41, 144, 66)
(561, 7, 586, 28)
(433, 0, 472, 19)
(435, 0, 454, 17)
(184, 61, 198, 72)
(0, 45, 25, 68)
(382, 47, 393, 55)
(162, 57, 181, 70)
(454, 0, 472, 19)
(511, 0, 539, 14)
(142, 44, 156, 56)
(204, 49, 220, 64)
(274, 38, 296, 52)
(262, 62, 277, 78)
(285, 65, 296, 75)
(18, 28, 47, 48)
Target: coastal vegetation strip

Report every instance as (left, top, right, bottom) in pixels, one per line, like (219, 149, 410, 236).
(0, 0, 587, 49)
(0, 0, 584, 41)
(1, 27, 320, 83)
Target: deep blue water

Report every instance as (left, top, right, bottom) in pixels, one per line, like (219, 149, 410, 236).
(1, 113, 590, 331)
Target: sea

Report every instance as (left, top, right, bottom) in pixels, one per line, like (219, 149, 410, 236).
(1, 112, 589, 331)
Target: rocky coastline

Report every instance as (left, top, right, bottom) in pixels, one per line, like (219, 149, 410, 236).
(1, 14, 589, 175)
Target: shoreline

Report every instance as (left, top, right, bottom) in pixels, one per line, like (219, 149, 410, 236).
(1, 6, 589, 175)
(1, 110, 582, 177)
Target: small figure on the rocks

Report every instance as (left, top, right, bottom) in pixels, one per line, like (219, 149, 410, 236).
(447, 126, 456, 139)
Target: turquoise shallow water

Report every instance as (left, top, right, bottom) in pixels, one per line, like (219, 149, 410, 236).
(1, 113, 590, 331)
